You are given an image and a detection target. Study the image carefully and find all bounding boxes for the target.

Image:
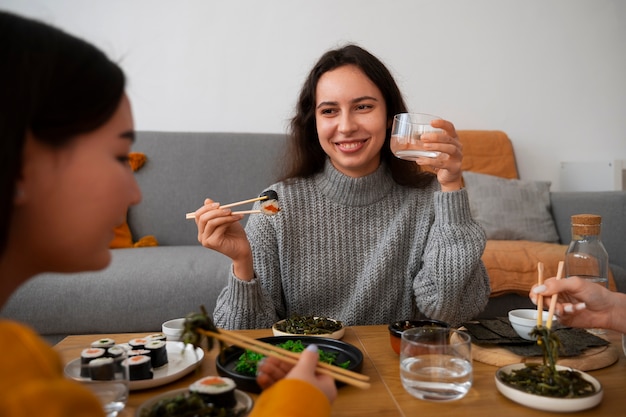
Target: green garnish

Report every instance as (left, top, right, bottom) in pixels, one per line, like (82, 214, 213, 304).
(234, 339, 350, 376)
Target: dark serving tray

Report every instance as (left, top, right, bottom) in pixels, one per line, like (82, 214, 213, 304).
(216, 335, 364, 393)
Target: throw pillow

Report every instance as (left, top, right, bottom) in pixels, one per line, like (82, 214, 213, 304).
(483, 240, 617, 296)
(463, 171, 559, 243)
(109, 152, 158, 249)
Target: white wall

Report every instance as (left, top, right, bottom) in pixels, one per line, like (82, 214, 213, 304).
(3, 0, 625, 190)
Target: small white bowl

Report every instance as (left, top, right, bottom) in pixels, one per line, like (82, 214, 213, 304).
(508, 309, 555, 340)
(272, 318, 345, 340)
(162, 318, 185, 342)
(495, 363, 603, 412)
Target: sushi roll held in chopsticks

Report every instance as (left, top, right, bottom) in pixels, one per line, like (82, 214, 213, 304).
(258, 189, 280, 216)
(185, 189, 281, 219)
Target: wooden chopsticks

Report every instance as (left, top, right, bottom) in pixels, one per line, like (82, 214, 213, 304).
(197, 328, 371, 390)
(536, 262, 544, 327)
(545, 261, 564, 329)
(185, 195, 269, 219)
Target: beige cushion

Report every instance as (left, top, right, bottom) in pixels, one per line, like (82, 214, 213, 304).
(458, 130, 519, 179)
(483, 240, 616, 296)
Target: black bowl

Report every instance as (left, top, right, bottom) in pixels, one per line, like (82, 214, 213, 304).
(388, 319, 450, 354)
(216, 336, 364, 393)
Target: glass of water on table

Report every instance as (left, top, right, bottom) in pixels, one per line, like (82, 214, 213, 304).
(390, 113, 443, 160)
(79, 350, 129, 416)
(400, 327, 472, 402)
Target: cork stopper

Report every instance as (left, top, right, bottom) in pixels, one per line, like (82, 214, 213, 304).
(571, 214, 602, 236)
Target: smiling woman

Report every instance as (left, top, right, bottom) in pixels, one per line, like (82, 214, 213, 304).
(196, 44, 490, 335)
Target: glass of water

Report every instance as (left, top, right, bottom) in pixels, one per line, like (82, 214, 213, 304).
(390, 113, 443, 160)
(79, 351, 129, 417)
(400, 327, 472, 402)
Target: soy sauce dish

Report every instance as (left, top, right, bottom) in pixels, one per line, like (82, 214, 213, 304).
(388, 319, 449, 354)
(495, 363, 603, 412)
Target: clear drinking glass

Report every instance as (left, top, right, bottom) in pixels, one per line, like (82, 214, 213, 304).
(390, 113, 442, 160)
(79, 352, 129, 417)
(400, 327, 472, 402)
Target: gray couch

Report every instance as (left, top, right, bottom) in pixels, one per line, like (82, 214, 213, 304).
(2, 131, 625, 344)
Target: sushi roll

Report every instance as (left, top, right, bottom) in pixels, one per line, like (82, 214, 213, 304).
(128, 337, 148, 350)
(128, 348, 151, 358)
(91, 338, 116, 349)
(88, 357, 115, 381)
(189, 376, 237, 408)
(106, 345, 125, 360)
(145, 340, 168, 368)
(106, 346, 126, 372)
(80, 348, 105, 377)
(124, 355, 153, 381)
(146, 333, 167, 342)
(259, 190, 280, 216)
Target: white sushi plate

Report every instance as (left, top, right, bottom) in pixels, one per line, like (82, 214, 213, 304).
(65, 341, 204, 390)
(135, 387, 253, 417)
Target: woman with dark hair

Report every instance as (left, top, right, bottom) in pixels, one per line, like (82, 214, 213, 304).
(194, 44, 490, 331)
(0, 10, 140, 417)
(1, 11, 335, 417)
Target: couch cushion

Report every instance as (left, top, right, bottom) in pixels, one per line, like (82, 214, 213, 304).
(457, 130, 519, 179)
(129, 132, 286, 246)
(483, 240, 617, 296)
(463, 171, 559, 243)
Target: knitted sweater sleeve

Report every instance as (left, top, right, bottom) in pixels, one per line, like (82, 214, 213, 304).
(412, 189, 491, 326)
(213, 206, 283, 330)
(248, 379, 331, 417)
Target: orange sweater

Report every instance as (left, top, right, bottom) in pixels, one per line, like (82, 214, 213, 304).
(250, 378, 331, 417)
(0, 320, 330, 416)
(0, 320, 104, 417)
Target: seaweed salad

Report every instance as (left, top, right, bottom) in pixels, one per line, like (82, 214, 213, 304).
(499, 326, 597, 398)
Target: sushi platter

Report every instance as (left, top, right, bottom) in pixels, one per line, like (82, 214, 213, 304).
(65, 340, 204, 390)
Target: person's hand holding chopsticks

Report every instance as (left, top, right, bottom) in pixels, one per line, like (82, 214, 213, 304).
(256, 344, 338, 404)
(192, 197, 255, 281)
(530, 275, 626, 333)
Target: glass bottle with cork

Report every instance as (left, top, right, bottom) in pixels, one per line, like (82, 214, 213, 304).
(564, 213, 609, 334)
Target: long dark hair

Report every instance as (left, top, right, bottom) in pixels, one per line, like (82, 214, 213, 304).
(282, 44, 434, 187)
(0, 11, 125, 255)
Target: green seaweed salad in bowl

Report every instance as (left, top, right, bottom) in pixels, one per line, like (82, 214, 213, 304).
(216, 336, 364, 393)
(495, 326, 603, 412)
(272, 315, 345, 339)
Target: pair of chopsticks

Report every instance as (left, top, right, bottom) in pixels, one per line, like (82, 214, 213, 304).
(185, 195, 268, 219)
(197, 328, 371, 390)
(537, 261, 564, 329)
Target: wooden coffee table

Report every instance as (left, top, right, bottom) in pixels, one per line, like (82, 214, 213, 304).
(55, 325, 626, 416)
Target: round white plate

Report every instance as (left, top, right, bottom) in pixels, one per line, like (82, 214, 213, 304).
(65, 341, 204, 391)
(135, 387, 253, 417)
(495, 363, 603, 412)
(272, 318, 345, 339)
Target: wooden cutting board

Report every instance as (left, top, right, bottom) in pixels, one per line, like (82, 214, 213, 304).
(470, 335, 619, 371)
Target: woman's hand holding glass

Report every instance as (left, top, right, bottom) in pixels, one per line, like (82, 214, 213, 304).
(391, 113, 463, 191)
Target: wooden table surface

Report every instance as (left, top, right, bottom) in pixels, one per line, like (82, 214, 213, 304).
(55, 325, 625, 417)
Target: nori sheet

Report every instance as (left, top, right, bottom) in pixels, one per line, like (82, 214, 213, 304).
(463, 318, 609, 357)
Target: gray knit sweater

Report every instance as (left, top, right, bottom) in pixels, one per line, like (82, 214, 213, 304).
(214, 161, 490, 329)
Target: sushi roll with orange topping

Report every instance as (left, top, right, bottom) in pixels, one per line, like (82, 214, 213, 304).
(80, 347, 105, 377)
(259, 190, 280, 216)
(124, 355, 153, 380)
(189, 376, 237, 408)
